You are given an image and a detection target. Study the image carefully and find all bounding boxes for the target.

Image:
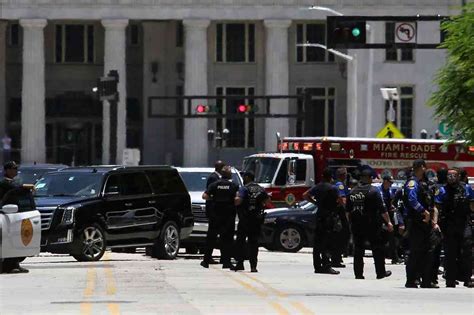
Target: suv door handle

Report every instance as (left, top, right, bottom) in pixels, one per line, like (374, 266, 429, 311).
(125, 203, 133, 207)
(148, 200, 156, 204)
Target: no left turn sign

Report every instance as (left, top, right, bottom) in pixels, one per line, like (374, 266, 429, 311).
(395, 22, 417, 43)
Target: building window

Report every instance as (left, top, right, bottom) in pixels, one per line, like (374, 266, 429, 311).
(296, 87, 335, 136)
(385, 86, 414, 138)
(385, 23, 414, 62)
(296, 23, 335, 63)
(176, 22, 184, 47)
(216, 23, 255, 63)
(176, 86, 184, 140)
(128, 24, 140, 46)
(55, 24, 94, 63)
(216, 87, 255, 148)
(8, 23, 20, 46)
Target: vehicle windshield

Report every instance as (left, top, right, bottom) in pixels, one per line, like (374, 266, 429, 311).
(299, 200, 317, 211)
(242, 157, 280, 184)
(34, 172, 104, 197)
(180, 171, 241, 192)
(16, 168, 56, 185)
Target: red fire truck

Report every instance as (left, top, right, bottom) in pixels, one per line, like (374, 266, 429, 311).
(242, 137, 474, 206)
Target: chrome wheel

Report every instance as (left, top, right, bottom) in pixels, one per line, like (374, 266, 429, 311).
(81, 226, 105, 260)
(279, 227, 302, 250)
(164, 224, 179, 258)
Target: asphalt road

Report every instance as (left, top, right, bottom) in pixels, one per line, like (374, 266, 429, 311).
(0, 249, 472, 315)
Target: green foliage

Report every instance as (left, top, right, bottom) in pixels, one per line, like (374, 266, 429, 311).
(429, 4, 474, 143)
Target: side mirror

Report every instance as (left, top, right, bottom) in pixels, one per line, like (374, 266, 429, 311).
(1, 204, 19, 214)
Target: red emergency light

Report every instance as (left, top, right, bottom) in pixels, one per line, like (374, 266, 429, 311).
(196, 104, 209, 113)
(238, 104, 251, 113)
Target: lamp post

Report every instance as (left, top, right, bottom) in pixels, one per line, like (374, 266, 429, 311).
(297, 43, 358, 137)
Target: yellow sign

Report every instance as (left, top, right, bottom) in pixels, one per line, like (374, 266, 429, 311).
(376, 122, 405, 139)
(21, 219, 33, 246)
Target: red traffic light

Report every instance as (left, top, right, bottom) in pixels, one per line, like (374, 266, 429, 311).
(196, 104, 209, 113)
(238, 104, 249, 113)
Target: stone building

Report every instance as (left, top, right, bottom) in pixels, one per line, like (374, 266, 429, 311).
(0, 0, 459, 166)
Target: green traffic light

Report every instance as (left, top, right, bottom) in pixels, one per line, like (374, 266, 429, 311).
(352, 28, 361, 37)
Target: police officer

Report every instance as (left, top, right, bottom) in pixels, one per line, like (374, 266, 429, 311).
(203, 160, 225, 264)
(331, 167, 350, 268)
(201, 166, 238, 269)
(379, 175, 404, 264)
(404, 159, 439, 288)
(233, 171, 270, 272)
(0, 161, 33, 273)
(303, 168, 340, 275)
(435, 168, 473, 288)
(347, 169, 393, 280)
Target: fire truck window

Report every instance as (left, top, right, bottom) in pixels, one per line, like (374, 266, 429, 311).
(275, 160, 288, 186)
(296, 160, 307, 182)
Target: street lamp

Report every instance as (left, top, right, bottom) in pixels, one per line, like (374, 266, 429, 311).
(297, 43, 358, 137)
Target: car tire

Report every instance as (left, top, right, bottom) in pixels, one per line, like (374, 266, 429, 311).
(145, 246, 153, 256)
(72, 224, 106, 262)
(152, 221, 180, 260)
(274, 225, 304, 253)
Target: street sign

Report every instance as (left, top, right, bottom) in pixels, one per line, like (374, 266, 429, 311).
(438, 121, 453, 136)
(395, 22, 417, 43)
(376, 122, 405, 139)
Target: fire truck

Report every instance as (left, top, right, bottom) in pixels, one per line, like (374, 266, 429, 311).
(242, 137, 474, 206)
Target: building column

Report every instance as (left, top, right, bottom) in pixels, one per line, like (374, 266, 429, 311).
(264, 19, 291, 152)
(183, 19, 210, 166)
(20, 19, 47, 163)
(102, 19, 128, 164)
(0, 22, 7, 138)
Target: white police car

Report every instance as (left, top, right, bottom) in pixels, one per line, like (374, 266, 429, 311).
(0, 189, 41, 272)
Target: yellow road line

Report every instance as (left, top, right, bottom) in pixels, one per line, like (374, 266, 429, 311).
(80, 267, 96, 315)
(104, 251, 120, 315)
(291, 301, 315, 315)
(269, 301, 291, 315)
(107, 303, 121, 315)
(241, 273, 288, 298)
(231, 276, 268, 298)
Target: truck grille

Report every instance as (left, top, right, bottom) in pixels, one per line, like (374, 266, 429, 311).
(37, 207, 56, 230)
(192, 204, 207, 223)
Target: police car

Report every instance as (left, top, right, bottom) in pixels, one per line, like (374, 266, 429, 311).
(0, 189, 41, 272)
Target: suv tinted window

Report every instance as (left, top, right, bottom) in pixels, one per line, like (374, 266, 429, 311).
(105, 175, 121, 195)
(146, 170, 187, 194)
(121, 172, 152, 196)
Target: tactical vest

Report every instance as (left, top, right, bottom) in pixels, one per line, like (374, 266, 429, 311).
(245, 182, 266, 216)
(442, 183, 469, 226)
(349, 184, 371, 224)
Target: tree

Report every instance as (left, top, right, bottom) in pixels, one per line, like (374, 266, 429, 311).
(429, 4, 474, 143)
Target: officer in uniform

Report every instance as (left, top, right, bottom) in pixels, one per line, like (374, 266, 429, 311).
(404, 159, 439, 288)
(203, 160, 225, 264)
(347, 169, 393, 280)
(379, 175, 404, 264)
(435, 168, 473, 288)
(303, 168, 340, 275)
(331, 167, 350, 268)
(201, 166, 239, 269)
(233, 171, 270, 272)
(0, 161, 33, 273)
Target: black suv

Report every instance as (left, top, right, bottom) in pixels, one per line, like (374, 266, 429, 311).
(34, 166, 193, 261)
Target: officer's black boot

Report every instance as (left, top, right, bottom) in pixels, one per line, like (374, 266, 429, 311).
(232, 262, 245, 272)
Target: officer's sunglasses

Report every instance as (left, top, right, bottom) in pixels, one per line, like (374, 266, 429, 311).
(447, 174, 457, 179)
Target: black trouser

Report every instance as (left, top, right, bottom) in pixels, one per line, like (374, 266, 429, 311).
(313, 221, 332, 271)
(352, 227, 386, 278)
(235, 217, 262, 268)
(331, 208, 349, 263)
(444, 224, 472, 284)
(431, 230, 443, 282)
(406, 220, 436, 285)
(204, 212, 235, 264)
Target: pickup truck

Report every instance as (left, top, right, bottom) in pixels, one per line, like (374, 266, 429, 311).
(0, 188, 41, 272)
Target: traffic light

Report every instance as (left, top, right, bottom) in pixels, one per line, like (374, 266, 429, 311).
(237, 104, 258, 113)
(196, 104, 210, 113)
(327, 17, 366, 48)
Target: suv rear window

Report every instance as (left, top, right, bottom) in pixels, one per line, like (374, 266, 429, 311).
(120, 172, 152, 196)
(146, 170, 188, 194)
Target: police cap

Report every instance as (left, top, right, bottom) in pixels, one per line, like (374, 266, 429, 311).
(382, 175, 394, 182)
(3, 161, 18, 170)
(360, 169, 374, 179)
